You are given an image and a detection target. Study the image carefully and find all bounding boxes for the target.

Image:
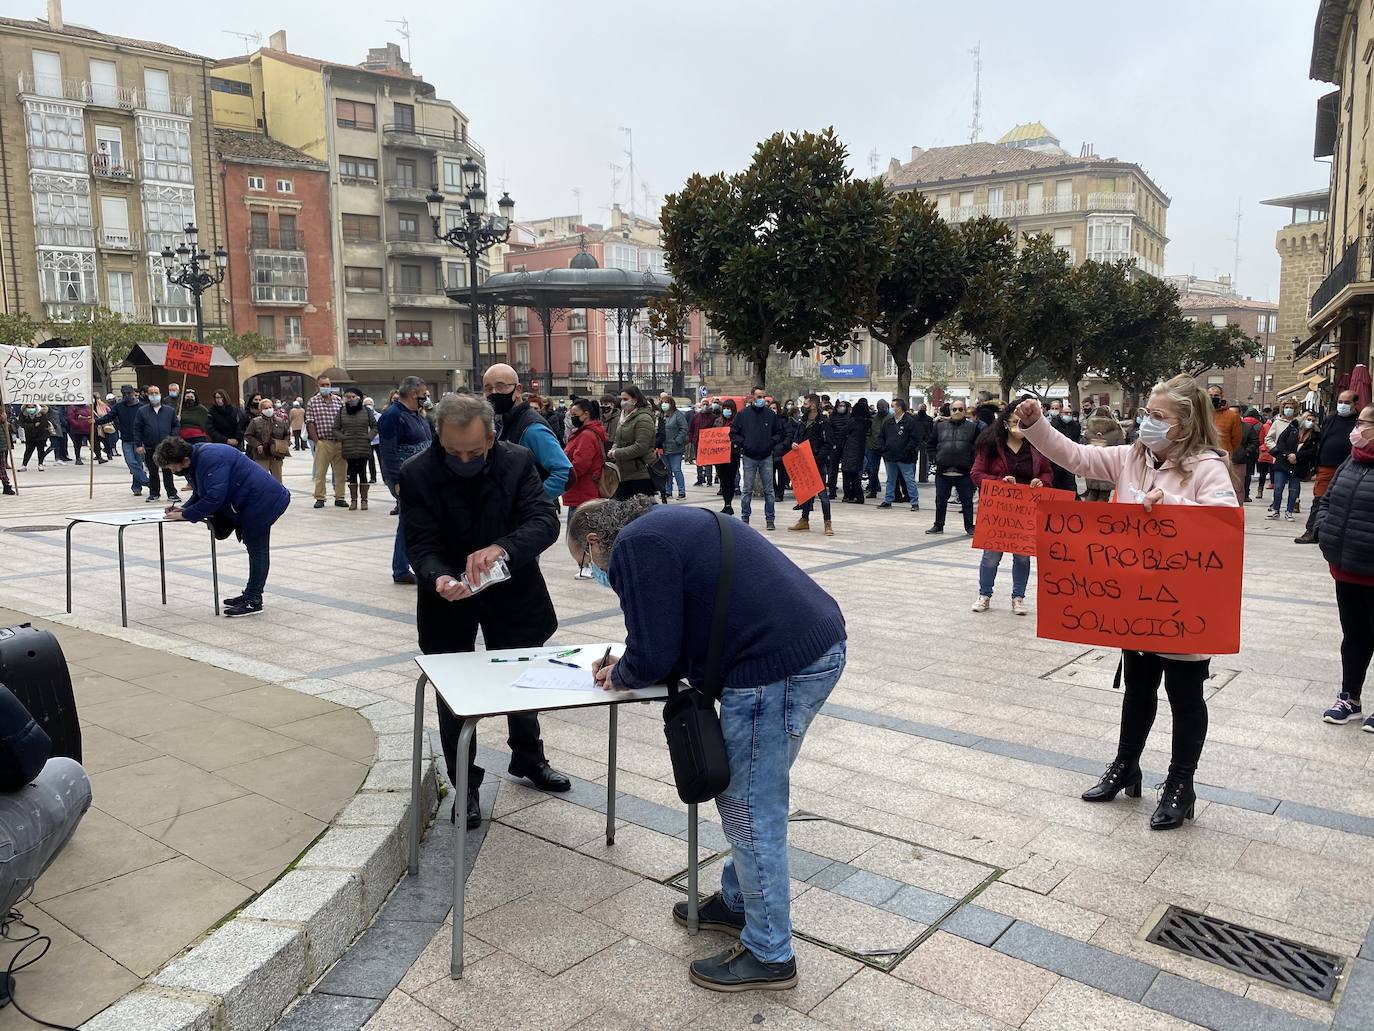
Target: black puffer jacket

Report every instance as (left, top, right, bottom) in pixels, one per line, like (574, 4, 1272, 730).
(1318, 457, 1374, 577)
(934, 418, 979, 473)
(794, 414, 834, 465)
(839, 408, 869, 471)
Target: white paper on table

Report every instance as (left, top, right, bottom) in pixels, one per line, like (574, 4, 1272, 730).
(512, 667, 598, 691)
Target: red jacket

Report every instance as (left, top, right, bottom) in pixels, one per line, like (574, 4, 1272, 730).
(688, 409, 715, 446)
(971, 439, 1052, 487)
(563, 419, 608, 506)
(1258, 420, 1276, 464)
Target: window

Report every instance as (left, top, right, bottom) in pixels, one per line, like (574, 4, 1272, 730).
(883, 350, 897, 378)
(345, 266, 383, 290)
(142, 69, 171, 113)
(986, 187, 1004, 216)
(393, 103, 414, 131)
(398, 264, 422, 292)
(1266, 375, 1273, 391)
(1266, 342, 1276, 360)
(445, 263, 465, 290)
(982, 349, 997, 377)
(573, 337, 587, 365)
(341, 213, 380, 242)
(639, 249, 666, 273)
(1211, 313, 1229, 328)
(443, 159, 465, 191)
(347, 319, 386, 347)
(257, 315, 275, 337)
(1027, 182, 1044, 209)
(396, 320, 432, 347)
(339, 156, 377, 182)
(444, 209, 465, 233)
(606, 244, 637, 271)
(39, 250, 96, 307)
(958, 190, 974, 216)
(936, 194, 951, 220)
(249, 211, 269, 248)
(99, 196, 130, 248)
(211, 77, 251, 97)
(395, 159, 416, 188)
(516, 341, 530, 366)
(88, 60, 119, 106)
(1085, 217, 1130, 262)
(136, 116, 192, 183)
(283, 316, 303, 346)
(148, 255, 194, 324)
(141, 183, 195, 251)
(25, 101, 86, 171)
(248, 175, 265, 191)
(335, 99, 375, 130)
(276, 178, 293, 194)
(278, 213, 299, 249)
(92, 125, 126, 177)
(31, 50, 62, 98)
(106, 270, 134, 316)
(397, 213, 418, 240)
(31, 175, 94, 248)
(1053, 227, 1073, 247)
(1253, 375, 1262, 394)
(252, 253, 307, 303)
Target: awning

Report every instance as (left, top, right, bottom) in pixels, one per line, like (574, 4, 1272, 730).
(126, 342, 238, 367)
(1296, 350, 1340, 377)
(1291, 329, 1328, 361)
(1276, 375, 1325, 398)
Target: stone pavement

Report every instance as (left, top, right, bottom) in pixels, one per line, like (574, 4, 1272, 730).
(3, 457, 1374, 1030)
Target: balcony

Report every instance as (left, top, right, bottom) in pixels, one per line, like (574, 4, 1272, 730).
(43, 300, 95, 322)
(36, 224, 95, 248)
(87, 82, 139, 111)
(567, 313, 587, 331)
(97, 225, 139, 251)
(511, 318, 529, 335)
(382, 123, 485, 161)
(266, 336, 310, 357)
(391, 288, 453, 309)
(1309, 237, 1372, 319)
(383, 178, 430, 203)
(18, 72, 88, 103)
(569, 360, 589, 377)
(1086, 192, 1137, 213)
(252, 284, 308, 305)
(134, 89, 193, 116)
(953, 363, 972, 379)
(385, 231, 446, 257)
(945, 194, 1084, 223)
(90, 153, 135, 181)
(248, 229, 305, 252)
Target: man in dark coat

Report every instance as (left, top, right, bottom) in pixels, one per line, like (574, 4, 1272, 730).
(399, 393, 570, 829)
(913, 403, 936, 482)
(1046, 399, 1082, 497)
(133, 384, 181, 502)
(926, 399, 978, 534)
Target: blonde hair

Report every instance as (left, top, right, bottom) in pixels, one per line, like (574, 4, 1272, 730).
(1139, 374, 1221, 482)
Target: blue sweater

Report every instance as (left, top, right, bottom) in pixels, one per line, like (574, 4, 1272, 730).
(181, 443, 291, 537)
(609, 507, 845, 691)
(377, 402, 432, 485)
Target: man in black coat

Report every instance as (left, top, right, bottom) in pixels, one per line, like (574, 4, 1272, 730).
(1046, 400, 1082, 497)
(400, 394, 570, 829)
(926, 399, 978, 534)
(913, 403, 936, 481)
(877, 398, 922, 511)
(132, 384, 181, 502)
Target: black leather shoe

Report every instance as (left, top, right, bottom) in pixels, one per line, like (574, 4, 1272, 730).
(673, 892, 745, 936)
(392, 572, 417, 585)
(450, 793, 481, 829)
(1081, 759, 1142, 802)
(1150, 777, 1196, 830)
(924, 526, 944, 535)
(1294, 532, 1317, 545)
(509, 759, 571, 792)
(689, 943, 797, 993)
(313, 499, 325, 509)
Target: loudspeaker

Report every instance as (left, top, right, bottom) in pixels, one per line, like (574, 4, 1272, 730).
(0, 625, 80, 764)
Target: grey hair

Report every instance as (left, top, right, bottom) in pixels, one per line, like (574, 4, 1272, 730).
(397, 375, 427, 399)
(566, 496, 656, 553)
(434, 393, 494, 435)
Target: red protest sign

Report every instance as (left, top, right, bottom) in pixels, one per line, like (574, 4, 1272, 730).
(1035, 501, 1244, 655)
(971, 480, 1075, 556)
(164, 338, 213, 378)
(696, 426, 732, 466)
(783, 440, 824, 504)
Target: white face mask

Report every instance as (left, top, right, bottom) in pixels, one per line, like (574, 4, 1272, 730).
(1282, 408, 1295, 418)
(1137, 415, 1173, 453)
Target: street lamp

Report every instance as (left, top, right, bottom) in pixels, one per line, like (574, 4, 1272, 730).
(160, 223, 227, 344)
(428, 166, 514, 389)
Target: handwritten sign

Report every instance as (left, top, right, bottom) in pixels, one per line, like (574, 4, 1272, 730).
(696, 426, 732, 466)
(971, 481, 1075, 556)
(1035, 501, 1244, 655)
(0, 344, 92, 405)
(783, 440, 824, 504)
(164, 338, 213, 378)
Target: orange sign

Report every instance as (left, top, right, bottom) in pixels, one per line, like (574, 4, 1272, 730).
(783, 440, 824, 505)
(971, 480, 1075, 556)
(164, 338, 213, 378)
(1035, 501, 1245, 655)
(696, 426, 732, 466)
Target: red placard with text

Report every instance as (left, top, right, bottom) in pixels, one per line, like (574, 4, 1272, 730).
(971, 480, 1075, 556)
(1035, 501, 1244, 655)
(782, 440, 824, 505)
(696, 426, 732, 466)
(164, 338, 213, 378)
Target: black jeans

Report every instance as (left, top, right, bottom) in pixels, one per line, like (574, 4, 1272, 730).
(1116, 650, 1210, 780)
(1242, 459, 1257, 498)
(933, 472, 975, 531)
(1051, 464, 1078, 497)
(21, 439, 46, 467)
(1255, 460, 1270, 495)
(369, 444, 379, 481)
(242, 529, 271, 601)
(716, 463, 737, 507)
(143, 452, 177, 498)
(774, 459, 790, 500)
(345, 456, 370, 484)
(1336, 581, 1374, 699)
(613, 477, 657, 501)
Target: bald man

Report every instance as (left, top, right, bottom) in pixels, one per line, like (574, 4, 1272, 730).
(480, 364, 572, 501)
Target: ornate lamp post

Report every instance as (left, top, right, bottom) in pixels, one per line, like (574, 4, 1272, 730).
(427, 160, 514, 389)
(159, 223, 227, 344)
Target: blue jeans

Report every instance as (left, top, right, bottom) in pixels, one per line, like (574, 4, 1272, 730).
(121, 440, 149, 492)
(979, 550, 1030, 599)
(1270, 469, 1300, 514)
(934, 472, 975, 531)
(718, 640, 846, 963)
(242, 529, 271, 601)
(800, 489, 831, 521)
(739, 455, 774, 522)
(665, 452, 686, 495)
(864, 447, 883, 492)
(883, 460, 918, 506)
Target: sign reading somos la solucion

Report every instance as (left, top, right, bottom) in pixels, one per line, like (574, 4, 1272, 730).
(0, 344, 92, 405)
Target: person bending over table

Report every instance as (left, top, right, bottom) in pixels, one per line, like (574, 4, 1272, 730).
(154, 437, 291, 618)
(566, 497, 847, 993)
(399, 394, 571, 830)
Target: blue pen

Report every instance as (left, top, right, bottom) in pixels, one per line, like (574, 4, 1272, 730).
(548, 658, 581, 669)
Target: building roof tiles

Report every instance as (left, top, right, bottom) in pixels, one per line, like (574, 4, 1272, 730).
(0, 15, 204, 60)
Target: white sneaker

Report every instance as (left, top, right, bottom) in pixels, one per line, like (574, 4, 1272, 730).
(971, 596, 991, 613)
(1012, 597, 1028, 616)
(1265, 510, 1279, 520)
(1284, 513, 1295, 522)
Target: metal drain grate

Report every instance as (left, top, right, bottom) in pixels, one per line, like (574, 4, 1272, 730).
(1146, 906, 1345, 1001)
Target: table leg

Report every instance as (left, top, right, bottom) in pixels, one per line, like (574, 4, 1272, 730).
(117, 525, 128, 628)
(408, 673, 428, 876)
(687, 801, 699, 934)
(65, 522, 74, 614)
(606, 705, 618, 845)
(451, 717, 478, 979)
(158, 522, 167, 605)
(209, 529, 220, 616)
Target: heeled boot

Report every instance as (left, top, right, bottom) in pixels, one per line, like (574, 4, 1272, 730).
(1081, 758, 1142, 802)
(1150, 774, 1196, 830)
(348, 483, 358, 511)
(359, 483, 369, 510)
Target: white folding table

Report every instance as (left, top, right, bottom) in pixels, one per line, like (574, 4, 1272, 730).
(64, 509, 221, 627)
(408, 643, 701, 978)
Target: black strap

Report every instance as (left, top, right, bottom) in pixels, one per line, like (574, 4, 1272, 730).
(704, 511, 736, 699)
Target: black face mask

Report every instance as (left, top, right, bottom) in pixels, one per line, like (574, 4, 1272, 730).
(569, 414, 583, 429)
(489, 390, 516, 416)
(1211, 396, 1225, 410)
(346, 400, 362, 411)
(445, 452, 486, 477)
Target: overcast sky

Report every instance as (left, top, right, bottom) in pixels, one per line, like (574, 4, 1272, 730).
(44, 0, 1329, 301)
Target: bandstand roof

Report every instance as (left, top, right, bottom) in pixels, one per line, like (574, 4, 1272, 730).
(456, 267, 672, 310)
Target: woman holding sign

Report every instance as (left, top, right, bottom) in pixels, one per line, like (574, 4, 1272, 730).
(1017, 375, 1238, 831)
(970, 406, 1052, 616)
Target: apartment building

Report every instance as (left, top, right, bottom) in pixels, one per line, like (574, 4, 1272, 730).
(0, 1, 224, 344)
(1175, 291, 1279, 409)
(211, 33, 487, 400)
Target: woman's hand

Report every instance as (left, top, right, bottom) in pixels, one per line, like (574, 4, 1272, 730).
(607, 448, 617, 460)
(1015, 397, 1043, 427)
(1003, 475, 1016, 483)
(1140, 487, 1165, 512)
(592, 654, 619, 689)
(1030, 478, 1044, 487)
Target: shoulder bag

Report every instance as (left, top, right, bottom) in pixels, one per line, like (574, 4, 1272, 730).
(661, 510, 734, 804)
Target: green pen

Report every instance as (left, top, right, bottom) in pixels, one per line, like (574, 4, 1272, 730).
(490, 647, 582, 664)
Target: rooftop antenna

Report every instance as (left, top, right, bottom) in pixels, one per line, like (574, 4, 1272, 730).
(386, 18, 411, 65)
(572, 186, 582, 221)
(1230, 200, 1243, 292)
(222, 29, 263, 54)
(619, 126, 635, 228)
(968, 42, 983, 144)
(642, 181, 655, 220)
(868, 147, 880, 178)
(608, 162, 623, 216)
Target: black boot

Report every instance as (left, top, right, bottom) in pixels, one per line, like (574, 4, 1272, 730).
(1150, 775, 1196, 830)
(1081, 759, 1142, 802)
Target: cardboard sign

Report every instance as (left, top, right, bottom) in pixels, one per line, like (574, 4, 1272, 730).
(971, 480, 1075, 556)
(0, 344, 92, 405)
(1035, 501, 1245, 655)
(696, 426, 732, 466)
(164, 338, 213, 378)
(783, 440, 825, 504)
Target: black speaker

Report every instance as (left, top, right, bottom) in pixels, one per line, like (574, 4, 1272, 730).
(0, 625, 81, 764)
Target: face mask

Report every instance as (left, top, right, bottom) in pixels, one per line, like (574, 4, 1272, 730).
(1138, 415, 1173, 453)
(1210, 396, 1224, 410)
(1282, 408, 1294, 418)
(1302, 419, 1315, 430)
(319, 387, 332, 396)
(711, 403, 720, 412)
(1135, 415, 1143, 425)
(147, 394, 161, 405)
(168, 389, 179, 399)
(422, 397, 434, 410)
(591, 564, 612, 589)
(569, 414, 583, 429)
(185, 396, 196, 406)
(753, 398, 765, 408)
(620, 399, 635, 412)
(950, 410, 965, 421)
(660, 403, 671, 412)
(445, 453, 486, 477)
(488, 391, 515, 415)
(261, 407, 274, 417)
(365, 403, 374, 411)
(1350, 425, 1373, 449)
(1064, 414, 1076, 422)
(1338, 403, 1354, 417)
(346, 399, 362, 410)
(722, 408, 734, 419)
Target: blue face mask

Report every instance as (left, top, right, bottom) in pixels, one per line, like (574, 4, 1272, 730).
(753, 398, 766, 408)
(445, 453, 486, 477)
(319, 386, 332, 396)
(591, 565, 611, 589)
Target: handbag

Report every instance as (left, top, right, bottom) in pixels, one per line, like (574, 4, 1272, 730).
(271, 434, 290, 459)
(646, 453, 670, 493)
(661, 510, 735, 804)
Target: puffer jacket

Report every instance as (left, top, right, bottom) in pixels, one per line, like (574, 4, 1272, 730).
(563, 418, 609, 506)
(334, 404, 378, 460)
(660, 409, 688, 455)
(933, 418, 979, 473)
(1318, 456, 1374, 578)
(613, 406, 657, 482)
(19, 406, 51, 440)
(180, 442, 291, 537)
(1083, 408, 1125, 491)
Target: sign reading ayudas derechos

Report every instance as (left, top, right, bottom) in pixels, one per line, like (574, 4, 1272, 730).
(1035, 501, 1244, 655)
(0, 344, 92, 405)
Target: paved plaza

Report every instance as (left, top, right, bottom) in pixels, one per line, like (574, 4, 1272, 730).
(0, 457, 1371, 1030)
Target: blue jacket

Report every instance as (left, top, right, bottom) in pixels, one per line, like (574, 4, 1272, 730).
(377, 402, 433, 486)
(132, 402, 179, 448)
(97, 397, 144, 438)
(180, 443, 290, 537)
(730, 403, 784, 460)
(497, 404, 571, 501)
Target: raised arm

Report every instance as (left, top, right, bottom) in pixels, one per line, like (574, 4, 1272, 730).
(1018, 399, 1126, 484)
